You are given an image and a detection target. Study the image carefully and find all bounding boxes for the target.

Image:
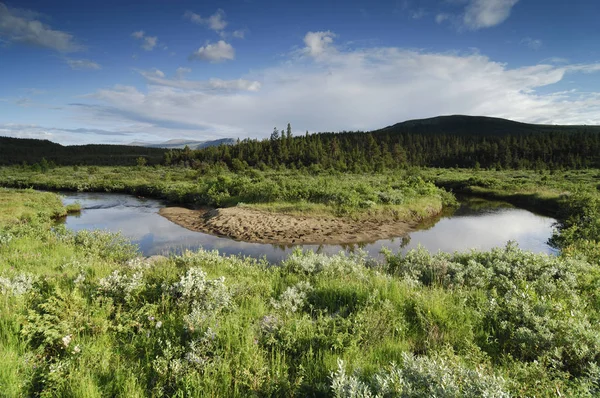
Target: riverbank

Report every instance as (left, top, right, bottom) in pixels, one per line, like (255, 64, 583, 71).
(0, 166, 455, 244)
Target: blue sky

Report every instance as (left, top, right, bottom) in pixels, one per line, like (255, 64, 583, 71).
(1, 0, 600, 145)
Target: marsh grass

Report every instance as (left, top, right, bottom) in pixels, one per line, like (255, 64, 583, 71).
(0, 167, 456, 223)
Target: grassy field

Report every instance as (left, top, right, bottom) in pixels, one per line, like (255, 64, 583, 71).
(1, 172, 600, 395)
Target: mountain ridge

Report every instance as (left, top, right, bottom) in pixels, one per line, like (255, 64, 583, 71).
(128, 138, 236, 150)
(375, 115, 600, 135)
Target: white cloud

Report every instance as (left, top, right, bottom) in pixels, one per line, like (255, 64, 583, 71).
(0, 2, 82, 52)
(411, 9, 427, 19)
(69, 32, 600, 143)
(131, 30, 157, 51)
(232, 30, 245, 39)
(0, 123, 135, 145)
(184, 9, 227, 32)
(463, 0, 519, 30)
(151, 68, 165, 78)
(436, 13, 450, 24)
(175, 67, 191, 79)
(206, 9, 227, 31)
(303, 31, 336, 58)
(521, 37, 542, 50)
(189, 40, 234, 62)
(207, 78, 261, 92)
(66, 58, 101, 70)
(542, 57, 569, 65)
(142, 36, 157, 51)
(137, 68, 261, 91)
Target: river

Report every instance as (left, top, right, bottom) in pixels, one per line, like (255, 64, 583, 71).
(60, 192, 558, 262)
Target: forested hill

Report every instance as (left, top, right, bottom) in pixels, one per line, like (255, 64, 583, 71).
(377, 115, 600, 136)
(167, 116, 600, 171)
(0, 136, 167, 166)
(4, 115, 600, 170)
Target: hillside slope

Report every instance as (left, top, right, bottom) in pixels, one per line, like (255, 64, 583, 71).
(0, 137, 168, 166)
(376, 115, 600, 135)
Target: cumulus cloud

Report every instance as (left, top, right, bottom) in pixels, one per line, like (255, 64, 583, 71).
(463, 0, 519, 30)
(184, 9, 246, 40)
(0, 2, 82, 52)
(131, 30, 157, 51)
(436, 0, 519, 30)
(189, 40, 234, 62)
(232, 30, 246, 39)
(66, 58, 101, 70)
(521, 37, 542, 50)
(184, 9, 227, 32)
(141, 36, 157, 51)
(303, 31, 336, 58)
(68, 31, 600, 143)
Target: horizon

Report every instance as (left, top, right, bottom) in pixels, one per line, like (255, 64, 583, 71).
(2, 0, 600, 145)
(3, 113, 600, 147)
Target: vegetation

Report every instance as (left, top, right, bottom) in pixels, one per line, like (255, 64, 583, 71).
(2, 166, 600, 258)
(0, 166, 455, 221)
(0, 137, 167, 167)
(2, 188, 600, 396)
(166, 116, 600, 171)
(5, 116, 600, 170)
(3, 115, 600, 395)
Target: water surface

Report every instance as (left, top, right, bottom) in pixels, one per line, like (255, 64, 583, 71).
(61, 193, 558, 262)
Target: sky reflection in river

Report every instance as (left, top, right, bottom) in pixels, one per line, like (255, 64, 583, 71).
(61, 192, 558, 262)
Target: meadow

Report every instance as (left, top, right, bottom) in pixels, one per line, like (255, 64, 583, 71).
(0, 166, 456, 222)
(1, 165, 600, 396)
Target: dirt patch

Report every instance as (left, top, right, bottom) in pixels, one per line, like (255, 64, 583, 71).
(159, 206, 420, 245)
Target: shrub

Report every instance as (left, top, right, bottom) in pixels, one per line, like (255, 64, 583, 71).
(330, 354, 509, 397)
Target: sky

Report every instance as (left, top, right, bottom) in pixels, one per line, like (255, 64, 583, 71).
(1, 0, 600, 145)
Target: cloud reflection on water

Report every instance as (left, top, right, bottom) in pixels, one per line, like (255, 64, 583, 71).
(61, 192, 557, 263)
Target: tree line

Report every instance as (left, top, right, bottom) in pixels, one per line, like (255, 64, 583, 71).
(165, 123, 600, 171)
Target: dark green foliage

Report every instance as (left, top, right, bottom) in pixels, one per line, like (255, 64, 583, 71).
(166, 116, 600, 171)
(0, 137, 167, 166)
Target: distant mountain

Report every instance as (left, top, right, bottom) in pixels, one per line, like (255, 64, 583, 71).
(376, 115, 600, 136)
(129, 138, 236, 150)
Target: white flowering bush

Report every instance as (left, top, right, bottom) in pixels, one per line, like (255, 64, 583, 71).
(0, 231, 13, 246)
(185, 327, 219, 368)
(282, 249, 371, 278)
(330, 354, 509, 398)
(384, 243, 600, 375)
(271, 281, 313, 314)
(175, 248, 267, 273)
(97, 269, 144, 303)
(0, 273, 36, 296)
(172, 267, 231, 312)
(71, 230, 138, 261)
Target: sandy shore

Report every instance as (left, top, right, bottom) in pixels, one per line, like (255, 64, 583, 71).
(159, 206, 419, 245)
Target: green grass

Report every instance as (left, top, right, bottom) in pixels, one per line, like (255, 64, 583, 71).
(1, 188, 600, 396)
(0, 166, 456, 222)
(0, 188, 67, 225)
